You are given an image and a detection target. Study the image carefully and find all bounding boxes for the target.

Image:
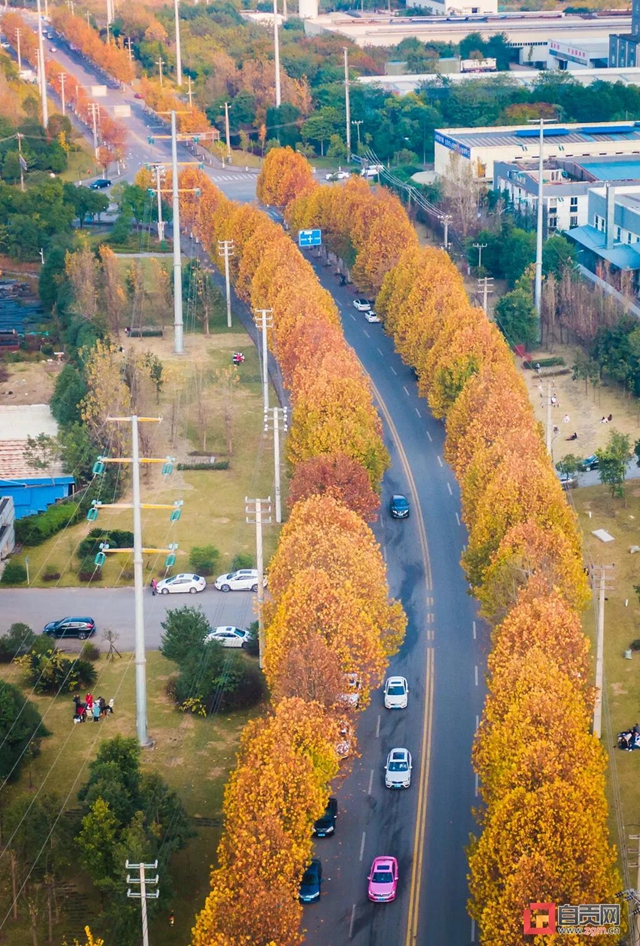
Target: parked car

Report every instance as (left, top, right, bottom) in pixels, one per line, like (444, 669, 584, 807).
(384, 748, 412, 789)
(43, 617, 96, 640)
(364, 310, 381, 323)
(214, 569, 264, 592)
(205, 626, 250, 648)
(156, 574, 206, 595)
(580, 454, 599, 472)
(361, 164, 384, 179)
(89, 178, 112, 189)
(390, 494, 410, 519)
(134, 92, 143, 99)
(299, 858, 322, 902)
(367, 856, 399, 902)
(313, 797, 338, 837)
(384, 676, 409, 710)
(49, 45, 57, 52)
(558, 472, 577, 491)
(325, 170, 350, 181)
(338, 672, 361, 708)
(353, 299, 371, 312)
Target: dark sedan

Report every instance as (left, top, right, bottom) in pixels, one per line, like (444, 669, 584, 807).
(299, 858, 322, 903)
(43, 617, 96, 640)
(313, 797, 338, 837)
(580, 454, 599, 472)
(89, 178, 112, 190)
(390, 494, 410, 519)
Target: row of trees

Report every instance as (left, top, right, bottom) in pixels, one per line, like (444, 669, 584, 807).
(49, 7, 134, 84)
(277, 147, 621, 943)
(174, 167, 405, 942)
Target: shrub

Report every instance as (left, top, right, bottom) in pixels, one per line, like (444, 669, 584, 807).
(42, 564, 61, 581)
(78, 568, 100, 583)
(80, 641, 101, 662)
(160, 607, 211, 664)
(0, 623, 35, 662)
(230, 552, 254, 571)
(17, 648, 97, 693)
(631, 639, 640, 651)
(176, 460, 230, 471)
(172, 646, 265, 714)
(0, 680, 50, 781)
(188, 545, 220, 576)
(523, 357, 566, 369)
(15, 502, 81, 547)
(77, 529, 134, 560)
(0, 562, 28, 585)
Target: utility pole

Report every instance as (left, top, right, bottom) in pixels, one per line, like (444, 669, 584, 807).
(476, 276, 493, 314)
(15, 28, 22, 72)
(171, 111, 184, 355)
(187, 74, 193, 110)
(264, 407, 287, 524)
(106, 0, 113, 26)
(218, 240, 234, 329)
(174, 0, 183, 85)
(92, 416, 176, 748)
(154, 164, 165, 243)
(254, 308, 273, 414)
(343, 47, 351, 161)
(527, 118, 555, 335)
(126, 860, 159, 946)
(351, 118, 363, 151)
(16, 134, 25, 193)
(545, 380, 553, 455)
(440, 213, 452, 250)
(472, 241, 487, 269)
(222, 101, 231, 161)
(245, 497, 272, 669)
(628, 836, 640, 946)
(156, 57, 164, 87)
(59, 72, 66, 115)
(127, 36, 133, 62)
(273, 0, 281, 108)
(88, 102, 99, 157)
(592, 564, 615, 741)
(36, 0, 48, 129)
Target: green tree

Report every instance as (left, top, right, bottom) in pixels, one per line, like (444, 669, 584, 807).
(543, 233, 577, 280)
(160, 606, 212, 663)
(494, 279, 537, 347)
(0, 623, 35, 663)
(596, 428, 632, 498)
(0, 680, 50, 782)
(76, 798, 119, 886)
(188, 545, 220, 576)
(58, 422, 96, 483)
(556, 454, 582, 476)
(51, 365, 89, 426)
(302, 107, 343, 156)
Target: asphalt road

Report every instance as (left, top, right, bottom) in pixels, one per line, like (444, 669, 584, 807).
(0, 587, 257, 652)
(299, 257, 485, 946)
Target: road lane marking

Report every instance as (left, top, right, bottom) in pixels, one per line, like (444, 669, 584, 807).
(368, 768, 374, 796)
(437, 455, 443, 467)
(363, 329, 370, 338)
(446, 482, 452, 495)
(474, 665, 479, 687)
(349, 904, 357, 940)
(350, 313, 356, 321)
(471, 918, 476, 943)
(475, 773, 479, 798)
(472, 620, 476, 640)
(390, 366, 397, 375)
(455, 512, 460, 526)
(476, 714, 479, 731)
(426, 431, 433, 442)
(377, 347, 383, 356)
(403, 385, 410, 396)
(415, 407, 421, 417)
(376, 714, 381, 738)
(359, 831, 366, 861)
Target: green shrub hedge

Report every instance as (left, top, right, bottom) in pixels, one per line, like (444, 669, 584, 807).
(177, 460, 230, 471)
(77, 528, 134, 560)
(15, 502, 81, 547)
(0, 562, 28, 585)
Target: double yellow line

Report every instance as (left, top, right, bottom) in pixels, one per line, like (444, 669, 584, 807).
(366, 375, 436, 946)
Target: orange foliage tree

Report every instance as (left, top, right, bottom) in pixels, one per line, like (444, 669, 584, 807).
(50, 7, 134, 82)
(256, 146, 316, 209)
(288, 452, 380, 521)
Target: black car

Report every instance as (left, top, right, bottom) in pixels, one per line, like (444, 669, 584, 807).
(313, 797, 338, 837)
(43, 617, 96, 640)
(89, 178, 112, 190)
(580, 454, 599, 472)
(299, 858, 322, 903)
(390, 494, 410, 519)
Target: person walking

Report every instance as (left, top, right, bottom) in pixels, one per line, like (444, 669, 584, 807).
(92, 701, 101, 723)
(99, 697, 107, 719)
(151, 578, 157, 596)
(85, 693, 94, 712)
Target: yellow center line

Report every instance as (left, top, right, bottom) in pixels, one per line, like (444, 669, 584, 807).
(364, 373, 435, 946)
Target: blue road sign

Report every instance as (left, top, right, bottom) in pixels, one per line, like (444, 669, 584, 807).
(298, 228, 322, 248)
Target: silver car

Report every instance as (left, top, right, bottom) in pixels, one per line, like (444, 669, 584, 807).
(214, 569, 264, 592)
(385, 748, 412, 789)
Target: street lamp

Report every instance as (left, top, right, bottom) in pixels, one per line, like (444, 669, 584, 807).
(351, 119, 363, 151)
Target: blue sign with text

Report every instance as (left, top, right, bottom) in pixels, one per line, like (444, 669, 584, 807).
(298, 228, 322, 247)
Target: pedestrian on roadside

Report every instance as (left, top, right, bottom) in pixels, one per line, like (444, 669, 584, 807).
(563, 414, 570, 424)
(151, 578, 157, 596)
(85, 693, 94, 712)
(551, 395, 558, 408)
(108, 698, 115, 715)
(92, 701, 101, 723)
(99, 697, 107, 719)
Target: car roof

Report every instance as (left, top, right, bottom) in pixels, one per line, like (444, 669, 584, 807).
(372, 856, 395, 867)
(61, 616, 93, 622)
(390, 748, 408, 758)
(392, 494, 408, 501)
(387, 675, 406, 684)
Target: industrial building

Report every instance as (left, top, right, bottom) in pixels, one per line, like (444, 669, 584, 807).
(434, 122, 640, 184)
(609, 0, 640, 66)
(568, 185, 640, 289)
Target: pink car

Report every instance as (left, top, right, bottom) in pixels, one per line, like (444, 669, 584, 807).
(367, 856, 398, 902)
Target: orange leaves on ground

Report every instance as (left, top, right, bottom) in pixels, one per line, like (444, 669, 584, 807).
(256, 146, 317, 209)
(288, 452, 380, 522)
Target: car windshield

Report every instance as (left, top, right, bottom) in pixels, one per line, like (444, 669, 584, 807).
(388, 684, 405, 695)
(302, 870, 316, 885)
(388, 760, 408, 772)
(372, 870, 392, 884)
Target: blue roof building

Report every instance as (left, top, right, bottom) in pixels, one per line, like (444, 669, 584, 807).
(0, 441, 74, 519)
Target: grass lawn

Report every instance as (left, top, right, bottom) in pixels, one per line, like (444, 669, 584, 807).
(571, 481, 640, 877)
(60, 147, 100, 184)
(0, 650, 259, 944)
(10, 330, 283, 587)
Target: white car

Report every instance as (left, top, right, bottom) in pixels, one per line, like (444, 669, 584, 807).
(338, 672, 361, 708)
(365, 310, 381, 323)
(156, 573, 206, 595)
(384, 676, 409, 710)
(214, 569, 265, 592)
(205, 626, 250, 648)
(325, 169, 350, 181)
(385, 748, 412, 789)
(49, 46, 57, 52)
(353, 299, 371, 312)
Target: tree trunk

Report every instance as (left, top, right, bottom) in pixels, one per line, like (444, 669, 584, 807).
(10, 850, 18, 920)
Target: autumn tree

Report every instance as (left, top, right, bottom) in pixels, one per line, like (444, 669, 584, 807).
(288, 452, 380, 521)
(81, 341, 130, 456)
(256, 146, 317, 209)
(66, 244, 100, 327)
(99, 244, 125, 339)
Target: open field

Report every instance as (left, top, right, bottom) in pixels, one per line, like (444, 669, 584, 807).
(0, 649, 258, 944)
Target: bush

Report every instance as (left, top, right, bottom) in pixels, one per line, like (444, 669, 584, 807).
(172, 646, 265, 714)
(17, 648, 97, 694)
(160, 606, 212, 664)
(0, 562, 28, 585)
(176, 460, 230, 471)
(77, 528, 134, 560)
(523, 357, 566, 369)
(15, 502, 81, 547)
(42, 564, 61, 581)
(231, 552, 254, 571)
(80, 641, 101, 662)
(188, 545, 220, 576)
(0, 623, 35, 662)
(631, 639, 640, 651)
(78, 567, 101, 583)
(0, 680, 50, 782)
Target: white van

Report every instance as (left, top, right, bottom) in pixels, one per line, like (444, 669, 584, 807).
(361, 164, 384, 179)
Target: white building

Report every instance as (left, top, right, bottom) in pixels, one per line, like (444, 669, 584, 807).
(494, 161, 591, 233)
(406, 0, 496, 16)
(435, 122, 640, 184)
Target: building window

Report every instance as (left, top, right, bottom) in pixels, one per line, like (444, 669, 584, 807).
(570, 216, 578, 228)
(628, 232, 633, 243)
(570, 196, 578, 209)
(616, 226, 621, 241)
(549, 216, 558, 231)
(548, 198, 557, 207)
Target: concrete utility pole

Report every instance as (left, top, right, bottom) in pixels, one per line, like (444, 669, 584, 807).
(527, 118, 555, 334)
(592, 564, 615, 740)
(154, 164, 165, 243)
(88, 102, 99, 156)
(36, 0, 48, 129)
(477, 276, 493, 314)
(440, 213, 452, 250)
(126, 36, 133, 62)
(126, 860, 159, 946)
(473, 241, 487, 269)
(218, 240, 234, 329)
(245, 497, 272, 669)
(174, 0, 183, 85)
(351, 119, 363, 151)
(106, 0, 113, 26)
(16, 134, 25, 193)
(273, 0, 281, 108)
(254, 308, 273, 414)
(170, 111, 184, 355)
(15, 28, 22, 72)
(187, 75, 193, 110)
(264, 407, 287, 524)
(59, 71, 66, 115)
(628, 835, 640, 946)
(545, 380, 553, 455)
(343, 47, 351, 160)
(222, 101, 231, 161)
(156, 57, 164, 87)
